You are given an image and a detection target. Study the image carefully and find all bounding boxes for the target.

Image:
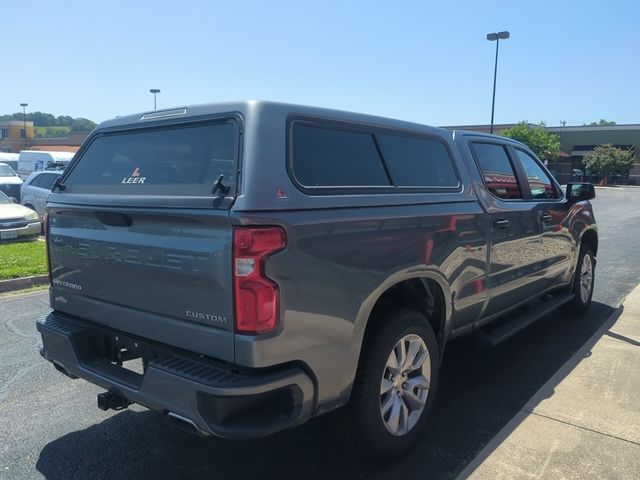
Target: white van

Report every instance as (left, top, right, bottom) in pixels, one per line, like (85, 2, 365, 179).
(17, 150, 74, 179)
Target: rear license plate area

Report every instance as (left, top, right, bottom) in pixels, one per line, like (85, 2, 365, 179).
(82, 330, 153, 388)
(104, 333, 145, 370)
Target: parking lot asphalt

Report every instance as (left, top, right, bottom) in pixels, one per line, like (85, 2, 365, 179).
(1, 188, 639, 480)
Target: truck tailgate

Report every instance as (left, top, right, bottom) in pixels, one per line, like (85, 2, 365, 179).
(48, 205, 235, 362)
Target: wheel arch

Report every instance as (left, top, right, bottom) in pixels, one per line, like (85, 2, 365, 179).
(565, 226, 598, 294)
(353, 270, 452, 367)
(580, 227, 598, 256)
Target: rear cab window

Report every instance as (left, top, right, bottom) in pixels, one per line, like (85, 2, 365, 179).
(289, 120, 460, 192)
(62, 120, 238, 196)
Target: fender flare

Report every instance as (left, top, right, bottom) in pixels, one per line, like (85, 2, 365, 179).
(351, 266, 453, 360)
(579, 226, 598, 254)
(567, 226, 598, 286)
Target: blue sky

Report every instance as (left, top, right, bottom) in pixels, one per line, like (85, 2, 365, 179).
(3, 0, 639, 126)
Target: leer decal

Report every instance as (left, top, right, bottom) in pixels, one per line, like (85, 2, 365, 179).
(122, 167, 146, 184)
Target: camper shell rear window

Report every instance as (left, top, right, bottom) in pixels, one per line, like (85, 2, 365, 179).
(62, 120, 238, 196)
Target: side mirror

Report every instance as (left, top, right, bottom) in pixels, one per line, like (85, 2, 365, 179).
(566, 183, 595, 203)
(9, 197, 18, 204)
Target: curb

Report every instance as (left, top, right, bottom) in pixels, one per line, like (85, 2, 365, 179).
(455, 289, 635, 479)
(0, 275, 48, 293)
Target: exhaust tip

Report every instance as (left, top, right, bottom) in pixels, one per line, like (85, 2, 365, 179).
(166, 412, 210, 437)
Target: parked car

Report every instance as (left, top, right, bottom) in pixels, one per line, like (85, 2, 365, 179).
(0, 152, 19, 172)
(37, 101, 598, 458)
(0, 190, 40, 241)
(571, 168, 584, 182)
(0, 162, 23, 202)
(21, 170, 62, 221)
(17, 150, 73, 180)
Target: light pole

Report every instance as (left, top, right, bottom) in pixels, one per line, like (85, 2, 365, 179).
(20, 103, 28, 149)
(486, 31, 510, 134)
(149, 89, 161, 110)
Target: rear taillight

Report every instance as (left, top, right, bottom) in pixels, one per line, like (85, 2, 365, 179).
(43, 213, 52, 284)
(233, 227, 286, 334)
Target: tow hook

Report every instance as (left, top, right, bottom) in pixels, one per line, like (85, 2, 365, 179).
(97, 391, 132, 411)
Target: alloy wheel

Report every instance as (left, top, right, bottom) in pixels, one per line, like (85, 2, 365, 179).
(379, 334, 431, 436)
(580, 253, 594, 303)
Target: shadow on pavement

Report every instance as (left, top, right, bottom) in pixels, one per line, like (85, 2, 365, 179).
(36, 301, 616, 480)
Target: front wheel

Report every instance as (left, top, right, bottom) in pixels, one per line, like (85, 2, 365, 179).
(348, 308, 439, 459)
(566, 246, 595, 313)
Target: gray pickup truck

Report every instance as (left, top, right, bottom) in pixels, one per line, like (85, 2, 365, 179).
(37, 101, 597, 458)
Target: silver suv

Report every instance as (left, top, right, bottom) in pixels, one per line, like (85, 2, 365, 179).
(21, 170, 62, 221)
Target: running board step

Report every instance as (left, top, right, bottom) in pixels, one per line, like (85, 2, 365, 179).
(480, 293, 575, 348)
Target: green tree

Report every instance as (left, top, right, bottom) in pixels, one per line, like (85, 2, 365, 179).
(0, 111, 96, 129)
(34, 126, 71, 138)
(584, 119, 616, 126)
(0, 113, 28, 122)
(30, 111, 57, 126)
(583, 144, 636, 179)
(70, 117, 97, 131)
(500, 122, 561, 162)
(55, 115, 74, 127)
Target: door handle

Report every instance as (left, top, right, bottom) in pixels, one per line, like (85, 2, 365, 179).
(541, 213, 553, 223)
(494, 218, 510, 229)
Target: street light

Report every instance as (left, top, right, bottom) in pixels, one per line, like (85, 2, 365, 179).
(486, 31, 510, 134)
(149, 89, 161, 110)
(19, 103, 28, 149)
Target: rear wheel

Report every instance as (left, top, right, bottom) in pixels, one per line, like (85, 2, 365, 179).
(566, 246, 595, 313)
(349, 308, 439, 459)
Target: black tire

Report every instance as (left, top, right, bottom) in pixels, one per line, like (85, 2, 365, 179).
(565, 246, 595, 313)
(348, 308, 440, 459)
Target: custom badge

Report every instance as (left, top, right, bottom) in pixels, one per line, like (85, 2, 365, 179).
(122, 167, 146, 184)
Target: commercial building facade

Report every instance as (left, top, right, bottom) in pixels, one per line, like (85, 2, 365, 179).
(0, 120, 35, 153)
(546, 124, 640, 184)
(0, 120, 88, 154)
